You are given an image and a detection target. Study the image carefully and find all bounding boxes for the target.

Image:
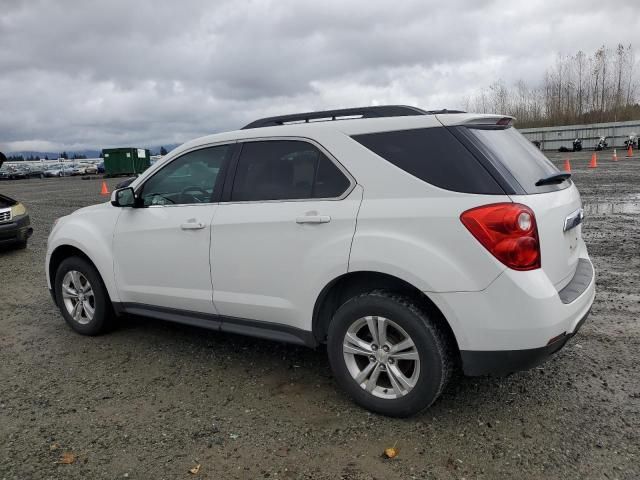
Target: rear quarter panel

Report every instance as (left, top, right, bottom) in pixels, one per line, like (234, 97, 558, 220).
(349, 194, 509, 293)
(311, 127, 510, 293)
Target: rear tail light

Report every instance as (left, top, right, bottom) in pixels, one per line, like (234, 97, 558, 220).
(460, 203, 541, 270)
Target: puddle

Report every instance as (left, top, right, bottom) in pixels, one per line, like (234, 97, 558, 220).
(583, 202, 640, 214)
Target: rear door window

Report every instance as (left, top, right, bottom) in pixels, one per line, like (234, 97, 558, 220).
(231, 140, 351, 201)
(352, 127, 504, 194)
(464, 126, 567, 194)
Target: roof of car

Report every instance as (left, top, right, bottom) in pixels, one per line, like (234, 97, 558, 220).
(165, 107, 511, 161)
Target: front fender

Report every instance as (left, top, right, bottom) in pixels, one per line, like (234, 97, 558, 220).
(46, 204, 121, 302)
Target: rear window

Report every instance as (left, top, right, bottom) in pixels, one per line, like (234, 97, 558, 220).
(465, 126, 567, 194)
(352, 127, 503, 194)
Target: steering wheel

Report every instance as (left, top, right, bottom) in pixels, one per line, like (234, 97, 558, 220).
(180, 185, 209, 203)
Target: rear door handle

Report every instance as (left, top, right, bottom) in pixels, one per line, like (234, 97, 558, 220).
(181, 221, 205, 230)
(296, 215, 331, 224)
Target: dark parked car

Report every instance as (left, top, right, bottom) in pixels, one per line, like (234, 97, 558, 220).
(0, 152, 33, 248)
(26, 165, 45, 178)
(0, 165, 29, 180)
(0, 193, 33, 248)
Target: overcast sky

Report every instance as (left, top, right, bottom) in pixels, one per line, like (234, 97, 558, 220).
(1, 0, 639, 153)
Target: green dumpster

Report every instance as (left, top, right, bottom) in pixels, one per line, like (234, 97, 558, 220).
(102, 148, 151, 176)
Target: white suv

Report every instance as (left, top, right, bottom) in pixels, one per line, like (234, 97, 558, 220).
(46, 106, 595, 417)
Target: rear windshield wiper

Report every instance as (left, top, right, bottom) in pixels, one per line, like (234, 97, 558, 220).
(535, 172, 571, 187)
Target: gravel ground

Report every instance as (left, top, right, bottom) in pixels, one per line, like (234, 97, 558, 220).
(1, 151, 639, 479)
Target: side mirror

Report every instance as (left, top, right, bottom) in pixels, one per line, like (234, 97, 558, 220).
(111, 187, 137, 207)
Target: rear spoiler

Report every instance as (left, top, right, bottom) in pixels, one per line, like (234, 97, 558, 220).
(436, 114, 515, 127)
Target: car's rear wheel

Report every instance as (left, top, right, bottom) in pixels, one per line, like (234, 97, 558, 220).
(327, 291, 452, 417)
(54, 256, 114, 335)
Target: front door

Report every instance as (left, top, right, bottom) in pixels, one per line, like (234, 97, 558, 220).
(113, 144, 232, 314)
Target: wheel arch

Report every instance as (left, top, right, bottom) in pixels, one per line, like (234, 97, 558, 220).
(312, 271, 461, 360)
(48, 244, 115, 305)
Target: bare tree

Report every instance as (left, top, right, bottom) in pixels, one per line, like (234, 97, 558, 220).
(463, 44, 640, 127)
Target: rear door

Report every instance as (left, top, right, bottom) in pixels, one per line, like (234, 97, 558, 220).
(460, 125, 584, 287)
(210, 139, 361, 331)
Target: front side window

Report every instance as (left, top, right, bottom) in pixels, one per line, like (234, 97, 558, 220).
(231, 140, 350, 201)
(140, 145, 230, 206)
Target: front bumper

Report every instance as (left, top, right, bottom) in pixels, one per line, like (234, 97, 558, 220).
(429, 255, 595, 376)
(0, 213, 33, 244)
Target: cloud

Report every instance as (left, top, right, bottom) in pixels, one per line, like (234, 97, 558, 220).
(1, 0, 639, 152)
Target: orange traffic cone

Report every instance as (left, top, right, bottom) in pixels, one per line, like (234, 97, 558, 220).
(612, 149, 618, 161)
(563, 158, 571, 172)
(627, 145, 633, 158)
(100, 181, 110, 196)
(588, 152, 598, 168)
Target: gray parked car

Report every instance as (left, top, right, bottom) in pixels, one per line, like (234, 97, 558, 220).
(44, 164, 74, 177)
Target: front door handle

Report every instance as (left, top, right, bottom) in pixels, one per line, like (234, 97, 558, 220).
(296, 215, 331, 224)
(180, 221, 205, 230)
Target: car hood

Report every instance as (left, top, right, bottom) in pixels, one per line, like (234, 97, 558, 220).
(0, 193, 18, 208)
(73, 201, 112, 216)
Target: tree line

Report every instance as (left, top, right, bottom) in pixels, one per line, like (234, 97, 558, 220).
(6, 152, 88, 162)
(462, 44, 639, 128)
(8, 147, 168, 162)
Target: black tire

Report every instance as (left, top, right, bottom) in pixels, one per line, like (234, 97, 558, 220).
(54, 256, 114, 336)
(327, 291, 452, 417)
(15, 239, 27, 249)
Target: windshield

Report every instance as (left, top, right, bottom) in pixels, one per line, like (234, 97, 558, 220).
(466, 126, 568, 194)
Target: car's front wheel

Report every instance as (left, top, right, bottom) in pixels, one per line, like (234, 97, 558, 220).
(327, 291, 452, 417)
(54, 256, 114, 335)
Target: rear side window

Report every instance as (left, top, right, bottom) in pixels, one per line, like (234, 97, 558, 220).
(314, 152, 351, 198)
(352, 128, 503, 194)
(231, 140, 351, 201)
(465, 126, 566, 193)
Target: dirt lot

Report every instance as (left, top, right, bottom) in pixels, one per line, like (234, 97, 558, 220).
(1, 151, 639, 479)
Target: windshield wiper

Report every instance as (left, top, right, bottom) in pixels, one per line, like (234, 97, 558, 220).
(535, 172, 571, 187)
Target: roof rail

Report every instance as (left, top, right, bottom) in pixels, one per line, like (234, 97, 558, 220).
(241, 105, 431, 129)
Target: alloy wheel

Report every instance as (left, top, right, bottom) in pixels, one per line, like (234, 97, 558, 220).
(343, 316, 420, 399)
(61, 270, 96, 325)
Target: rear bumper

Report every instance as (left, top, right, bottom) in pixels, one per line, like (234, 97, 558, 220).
(460, 308, 590, 376)
(0, 214, 32, 244)
(429, 254, 595, 375)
